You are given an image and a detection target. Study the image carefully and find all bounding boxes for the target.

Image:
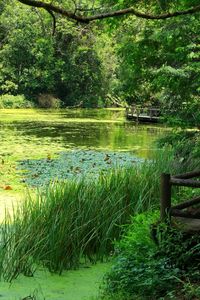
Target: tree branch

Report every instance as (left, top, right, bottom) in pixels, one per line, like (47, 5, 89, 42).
(17, 0, 200, 23)
(33, 7, 48, 35)
(45, 8, 56, 35)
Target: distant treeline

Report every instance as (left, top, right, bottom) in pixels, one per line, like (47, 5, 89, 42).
(0, 1, 199, 126)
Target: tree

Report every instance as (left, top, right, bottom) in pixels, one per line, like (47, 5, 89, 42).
(0, 3, 106, 106)
(16, 0, 200, 26)
(112, 11, 200, 127)
(1, 0, 200, 115)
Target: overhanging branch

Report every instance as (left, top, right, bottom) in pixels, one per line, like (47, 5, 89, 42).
(45, 8, 56, 35)
(17, 0, 200, 23)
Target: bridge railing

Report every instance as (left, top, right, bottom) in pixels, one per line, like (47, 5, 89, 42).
(160, 171, 200, 221)
(126, 105, 161, 117)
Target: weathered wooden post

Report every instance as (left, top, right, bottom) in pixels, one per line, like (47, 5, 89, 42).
(149, 108, 153, 119)
(136, 106, 140, 123)
(160, 173, 171, 221)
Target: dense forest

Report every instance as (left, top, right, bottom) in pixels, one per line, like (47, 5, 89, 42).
(0, 0, 199, 127)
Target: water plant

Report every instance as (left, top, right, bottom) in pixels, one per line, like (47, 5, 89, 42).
(0, 149, 176, 282)
(17, 150, 143, 187)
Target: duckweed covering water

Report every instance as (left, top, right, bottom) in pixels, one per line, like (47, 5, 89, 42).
(0, 263, 110, 300)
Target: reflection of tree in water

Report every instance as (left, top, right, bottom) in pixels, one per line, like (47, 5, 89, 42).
(0, 110, 164, 160)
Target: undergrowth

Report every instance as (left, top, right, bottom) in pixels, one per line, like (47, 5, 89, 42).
(0, 94, 33, 108)
(157, 130, 200, 170)
(101, 213, 200, 300)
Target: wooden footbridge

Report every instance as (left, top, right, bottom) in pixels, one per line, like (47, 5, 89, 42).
(160, 171, 200, 233)
(126, 106, 161, 123)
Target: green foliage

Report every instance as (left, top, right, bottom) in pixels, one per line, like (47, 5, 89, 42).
(102, 213, 179, 299)
(1, 1, 199, 115)
(112, 11, 200, 127)
(0, 94, 33, 108)
(157, 130, 200, 169)
(102, 213, 200, 300)
(0, 4, 106, 107)
(156, 224, 200, 271)
(58, 46, 104, 107)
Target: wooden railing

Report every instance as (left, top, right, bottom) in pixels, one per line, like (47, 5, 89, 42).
(126, 106, 161, 118)
(160, 171, 200, 221)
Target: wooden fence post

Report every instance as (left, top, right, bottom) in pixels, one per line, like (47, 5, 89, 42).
(160, 173, 171, 221)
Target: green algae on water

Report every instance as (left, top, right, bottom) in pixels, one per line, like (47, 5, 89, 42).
(0, 263, 111, 300)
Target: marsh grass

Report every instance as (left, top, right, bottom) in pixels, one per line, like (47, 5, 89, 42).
(0, 149, 177, 282)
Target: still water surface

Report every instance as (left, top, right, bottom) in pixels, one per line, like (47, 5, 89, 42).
(0, 108, 164, 160)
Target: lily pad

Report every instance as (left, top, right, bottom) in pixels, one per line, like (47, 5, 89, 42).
(17, 150, 143, 187)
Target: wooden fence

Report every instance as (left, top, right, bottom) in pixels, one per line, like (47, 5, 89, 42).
(160, 171, 200, 221)
(126, 106, 161, 122)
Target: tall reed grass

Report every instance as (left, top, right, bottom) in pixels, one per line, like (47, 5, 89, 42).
(0, 149, 177, 281)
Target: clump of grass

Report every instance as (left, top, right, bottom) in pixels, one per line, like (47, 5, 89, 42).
(0, 149, 177, 281)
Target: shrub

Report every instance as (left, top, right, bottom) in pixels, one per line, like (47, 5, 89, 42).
(37, 94, 62, 108)
(157, 130, 200, 171)
(156, 223, 200, 271)
(102, 213, 180, 299)
(102, 213, 200, 300)
(0, 94, 33, 108)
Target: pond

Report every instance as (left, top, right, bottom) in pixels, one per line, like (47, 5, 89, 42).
(0, 108, 165, 192)
(0, 108, 165, 202)
(0, 108, 165, 299)
(0, 108, 164, 159)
